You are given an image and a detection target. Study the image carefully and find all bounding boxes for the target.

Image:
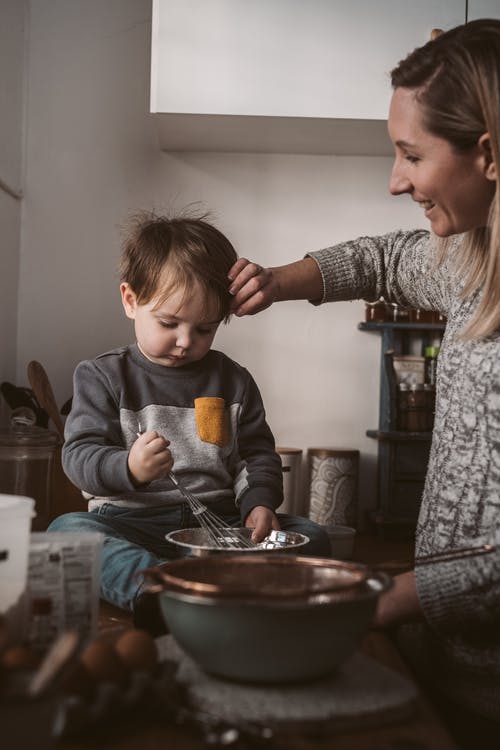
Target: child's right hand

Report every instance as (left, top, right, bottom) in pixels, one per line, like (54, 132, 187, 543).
(128, 431, 173, 485)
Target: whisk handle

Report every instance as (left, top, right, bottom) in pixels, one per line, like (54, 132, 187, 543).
(168, 472, 180, 488)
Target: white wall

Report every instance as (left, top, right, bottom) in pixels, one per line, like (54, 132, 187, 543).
(0, 0, 26, 425)
(14, 0, 427, 518)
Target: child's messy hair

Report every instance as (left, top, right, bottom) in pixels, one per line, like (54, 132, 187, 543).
(120, 209, 238, 322)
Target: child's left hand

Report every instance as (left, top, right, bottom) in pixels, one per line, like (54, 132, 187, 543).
(245, 506, 281, 543)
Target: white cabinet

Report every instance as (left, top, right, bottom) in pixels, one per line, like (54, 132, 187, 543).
(151, 0, 465, 154)
(467, 1, 500, 19)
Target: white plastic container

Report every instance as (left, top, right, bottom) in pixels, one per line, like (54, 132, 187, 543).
(0, 494, 36, 640)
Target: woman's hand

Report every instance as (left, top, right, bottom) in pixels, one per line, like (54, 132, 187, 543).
(228, 256, 324, 316)
(372, 569, 423, 628)
(128, 430, 173, 485)
(228, 259, 280, 316)
(245, 506, 281, 543)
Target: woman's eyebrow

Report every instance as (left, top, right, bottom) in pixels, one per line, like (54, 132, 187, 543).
(396, 139, 417, 149)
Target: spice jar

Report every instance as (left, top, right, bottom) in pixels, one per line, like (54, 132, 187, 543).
(424, 346, 440, 385)
(397, 384, 410, 431)
(397, 384, 429, 432)
(424, 384, 436, 431)
(365, 298, 387, 323)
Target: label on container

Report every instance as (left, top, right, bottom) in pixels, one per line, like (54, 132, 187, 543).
(27, 532, 103, 652)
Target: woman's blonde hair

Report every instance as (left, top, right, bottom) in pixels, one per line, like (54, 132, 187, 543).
(391, 19, 500, 339)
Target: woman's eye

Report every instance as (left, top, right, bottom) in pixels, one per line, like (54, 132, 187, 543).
(405, 155, 420, 164)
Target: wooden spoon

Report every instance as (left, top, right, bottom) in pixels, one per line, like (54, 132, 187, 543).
(27, 360, 65, 439)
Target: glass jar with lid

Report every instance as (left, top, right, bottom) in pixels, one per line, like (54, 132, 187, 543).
(0, 427, 60, 530)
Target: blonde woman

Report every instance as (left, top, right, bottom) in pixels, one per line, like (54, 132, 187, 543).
(228, 18, 500, 743)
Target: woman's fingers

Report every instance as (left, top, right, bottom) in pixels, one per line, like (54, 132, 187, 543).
(228, 259, 277, 316)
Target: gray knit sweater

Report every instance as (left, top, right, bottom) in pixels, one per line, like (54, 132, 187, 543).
(310, 229, 500, 720)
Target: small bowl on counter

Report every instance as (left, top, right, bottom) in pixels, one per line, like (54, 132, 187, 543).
(142, 555, 392, 684)
(165, 527, 309, 557)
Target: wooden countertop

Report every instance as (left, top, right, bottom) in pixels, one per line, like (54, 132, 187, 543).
(54, 629, 458, 750)
(84, 534, 459, 750)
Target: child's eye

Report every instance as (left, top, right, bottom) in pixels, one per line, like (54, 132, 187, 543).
(197, 328, 213, 336)
(159, 321, 177, 329)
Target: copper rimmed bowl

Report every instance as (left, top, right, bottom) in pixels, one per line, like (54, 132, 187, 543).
(143, 555, 392, 683)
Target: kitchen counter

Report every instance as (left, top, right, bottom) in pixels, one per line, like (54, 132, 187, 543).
(48, 629, 458, 750)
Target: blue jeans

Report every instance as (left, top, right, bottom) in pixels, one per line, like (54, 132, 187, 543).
(48, 497, 330, 611)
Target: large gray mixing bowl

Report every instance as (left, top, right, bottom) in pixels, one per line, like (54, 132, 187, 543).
(149, 555, 392, 683)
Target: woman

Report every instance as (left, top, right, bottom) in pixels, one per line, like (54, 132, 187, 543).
(228, 19, 500, 743)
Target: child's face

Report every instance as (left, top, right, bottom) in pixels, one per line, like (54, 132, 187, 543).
(121, 282, 221, 367)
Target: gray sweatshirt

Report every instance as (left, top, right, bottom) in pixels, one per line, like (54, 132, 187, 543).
(310, 229, 500, 719)
(62, 346, 283, 523)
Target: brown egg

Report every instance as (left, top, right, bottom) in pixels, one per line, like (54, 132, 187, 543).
(114, 628, 158, 674)
(1, 644, 39, 671)
(80, 638, 127, 685)
(60, 659, 95, 699)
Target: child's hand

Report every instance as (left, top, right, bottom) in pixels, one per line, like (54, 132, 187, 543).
(245, 506, 281, 543)
(128, 431, 173, 485)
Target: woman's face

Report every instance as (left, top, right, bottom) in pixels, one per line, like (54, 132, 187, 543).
(388, 87, 496, 237)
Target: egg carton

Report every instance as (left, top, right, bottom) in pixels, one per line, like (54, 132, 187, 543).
(51, 660, 178, 739)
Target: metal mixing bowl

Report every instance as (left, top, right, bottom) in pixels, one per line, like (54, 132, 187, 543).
(145, 554, 369, 597)
(144, 555, 392, 683)
(165, 527, 309, 556)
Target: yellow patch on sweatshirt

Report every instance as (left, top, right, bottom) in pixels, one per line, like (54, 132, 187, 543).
(194, 397, 229, 447)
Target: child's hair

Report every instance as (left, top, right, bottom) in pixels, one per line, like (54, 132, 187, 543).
(120, 211, 238, 322)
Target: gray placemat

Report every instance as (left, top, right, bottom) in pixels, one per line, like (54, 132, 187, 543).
(157, 635, 418, 731)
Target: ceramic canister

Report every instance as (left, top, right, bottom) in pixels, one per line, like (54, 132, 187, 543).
(307, 448, 359, 528)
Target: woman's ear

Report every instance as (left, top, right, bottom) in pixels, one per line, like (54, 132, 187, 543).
(120, 283, 137, 319)
(478, 132, 497, 181)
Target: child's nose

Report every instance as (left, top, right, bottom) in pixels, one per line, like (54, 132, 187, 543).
(176, 329, 192, 349)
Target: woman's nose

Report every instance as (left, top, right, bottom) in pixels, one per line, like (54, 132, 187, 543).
(389, 161, 412, 196)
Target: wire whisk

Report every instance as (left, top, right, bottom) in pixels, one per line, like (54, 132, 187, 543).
(136, 424, 256, 549)
(167, 471, 257, 549)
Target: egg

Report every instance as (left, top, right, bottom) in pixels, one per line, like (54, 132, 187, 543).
(60, 659, 95, 699)
(80, 638, 127, 685)
(1, 644, 39, 671)
(114, 628, 158, 674)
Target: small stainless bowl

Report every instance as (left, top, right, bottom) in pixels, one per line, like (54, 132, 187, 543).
(165, 527, 309, 556)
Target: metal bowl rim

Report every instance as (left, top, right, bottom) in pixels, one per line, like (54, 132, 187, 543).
(165, 526, 310, 552)
(157, 569, 392, 608)
(147, 553, 372, 597)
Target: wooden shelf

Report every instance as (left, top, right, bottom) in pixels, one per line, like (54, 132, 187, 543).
(358, 321, 446, 332)
(366, 429, 433, 441)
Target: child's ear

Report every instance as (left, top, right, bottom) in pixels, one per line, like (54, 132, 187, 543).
(120, 283, 138, 319)
(478, 132, 497, 181)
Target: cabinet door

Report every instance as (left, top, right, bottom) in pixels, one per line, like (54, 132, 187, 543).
(467, 1, 500, 19)
(151, 0, 465, 119)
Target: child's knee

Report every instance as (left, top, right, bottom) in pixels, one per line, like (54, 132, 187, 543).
(47, 512, 92, 532)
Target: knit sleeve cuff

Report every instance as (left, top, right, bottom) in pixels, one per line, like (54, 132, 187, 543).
(415, 539, 500, 632)
(306, 244, 369, 304)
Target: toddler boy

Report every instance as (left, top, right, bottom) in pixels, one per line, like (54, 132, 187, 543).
(49, 212, 330, 632)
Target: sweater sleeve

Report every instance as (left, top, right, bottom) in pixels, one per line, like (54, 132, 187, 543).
(233, 371, 283, 522)
(416, 531, 500, 636)
(308, 229, 455, 314)
(62, 360, 135, 496)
